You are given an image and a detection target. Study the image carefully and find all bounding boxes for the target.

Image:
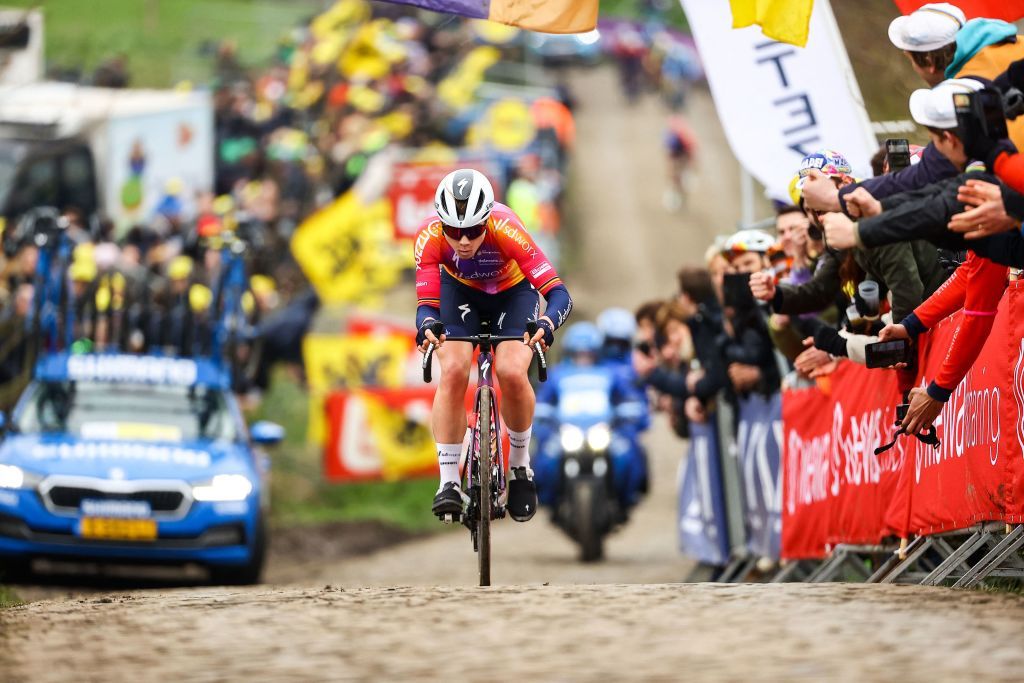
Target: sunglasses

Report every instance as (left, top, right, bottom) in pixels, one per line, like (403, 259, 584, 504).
(442, 223, 487, 241)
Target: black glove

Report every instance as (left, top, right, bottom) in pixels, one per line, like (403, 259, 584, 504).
(813, 326, 848, 358)
(416, 320, 444, 347)
(535, 318, 555, 347)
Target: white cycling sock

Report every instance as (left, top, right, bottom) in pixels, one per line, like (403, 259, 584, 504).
(508, 426, 532, 470)
(437, 443, 463, 489)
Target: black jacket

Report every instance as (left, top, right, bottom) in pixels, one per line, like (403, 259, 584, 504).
(646, 302, 727, 404)
(772, 241, 945, 324)
(856, 171, 1024, 267)
(839, 142, 959, 214)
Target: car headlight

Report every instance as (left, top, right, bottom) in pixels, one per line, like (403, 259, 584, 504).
(192, 474, 253, 502)
(586, 424, 611, 451)
(0, 464, 41, 490)
(560, 424, 584, 453)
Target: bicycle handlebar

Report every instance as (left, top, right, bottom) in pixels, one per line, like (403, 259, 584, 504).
(421, 319, 548, 384)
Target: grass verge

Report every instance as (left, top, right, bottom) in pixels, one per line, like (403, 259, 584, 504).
(0, 585, 22, 609)
(252, 367, 441, 534)
(4, 0, 321, 87)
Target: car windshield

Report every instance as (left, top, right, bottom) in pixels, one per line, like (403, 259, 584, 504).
(15, 381, 238, 443)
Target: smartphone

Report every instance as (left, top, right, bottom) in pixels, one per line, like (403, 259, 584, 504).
(722, 272, 757, 311)
(896, 403, 910, 422)
(885, 138, 911, 173)
(864, 339, 910, 369)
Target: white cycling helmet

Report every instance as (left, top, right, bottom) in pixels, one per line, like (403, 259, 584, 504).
(434, 168, 495, 228)
(724, 229, 776, 255)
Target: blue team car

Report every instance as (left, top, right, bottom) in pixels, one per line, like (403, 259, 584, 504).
(0, 353, 283, 584)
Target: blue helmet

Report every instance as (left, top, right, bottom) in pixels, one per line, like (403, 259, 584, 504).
(562, 322, 604, 355)
(596, 307, 636, 342)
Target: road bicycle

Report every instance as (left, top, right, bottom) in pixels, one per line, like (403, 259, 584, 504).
(422, 319, 547, 586)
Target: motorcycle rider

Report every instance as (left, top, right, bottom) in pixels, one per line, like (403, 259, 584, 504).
(533, 322, 649, 515)
(596, 307, 651, 494)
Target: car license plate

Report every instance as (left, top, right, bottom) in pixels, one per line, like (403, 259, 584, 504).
(80, 517, 157, 541)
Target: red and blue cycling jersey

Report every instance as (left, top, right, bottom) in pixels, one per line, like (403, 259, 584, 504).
(413, 202, 572, 330)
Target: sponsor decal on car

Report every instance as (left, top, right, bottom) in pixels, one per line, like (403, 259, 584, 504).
(30, 442, 212, 468)
(67, 355, 198, 386)
(80, 498, 153, 519)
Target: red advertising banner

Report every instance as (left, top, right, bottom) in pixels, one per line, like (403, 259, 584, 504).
(998, 282, 1024, 523)
(884, 295, 1011, 537)
(782, 362, 902, 559)
(782, 282, 1024, 559)
(388, 160, 501, 241)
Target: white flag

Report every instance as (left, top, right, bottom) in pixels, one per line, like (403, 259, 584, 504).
(679, 0, 877, 202)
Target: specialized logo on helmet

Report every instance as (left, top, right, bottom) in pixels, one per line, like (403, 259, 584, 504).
(451, 170, 475, 200)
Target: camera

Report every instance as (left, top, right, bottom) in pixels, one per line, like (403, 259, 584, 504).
(953, 89, 1009, 142)
(885, 138, 911, 173)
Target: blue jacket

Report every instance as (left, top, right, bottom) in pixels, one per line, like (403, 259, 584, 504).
(838, 143, 958, 214)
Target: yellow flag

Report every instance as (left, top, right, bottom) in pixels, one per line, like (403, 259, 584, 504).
(302, 332, 414, 444)
(291, 191, 411, 305)
(730, 0, 814, 48)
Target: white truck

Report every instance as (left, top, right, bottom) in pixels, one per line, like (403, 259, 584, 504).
(0, 82, 213, 233)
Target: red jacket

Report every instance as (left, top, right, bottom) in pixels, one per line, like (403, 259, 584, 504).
(902, 253, 1008, 401)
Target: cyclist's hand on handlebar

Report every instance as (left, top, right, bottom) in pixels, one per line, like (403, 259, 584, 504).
(417, 320, 446, 352)
(419, 328, 446, 353)
(524, 316, 554, 351)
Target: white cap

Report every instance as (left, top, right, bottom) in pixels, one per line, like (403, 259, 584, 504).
(888, 3, 966, 52)
(909, 78, 984, 129)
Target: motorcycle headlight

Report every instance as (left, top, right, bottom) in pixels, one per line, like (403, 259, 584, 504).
(192, 474, 253, 502)
(564, 457, 581, 478)
(0, 464, 41, 490)
(560, 424, 585, 453)
(586, 424, 611, 451)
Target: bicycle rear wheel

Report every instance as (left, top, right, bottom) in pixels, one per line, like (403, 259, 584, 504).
(477, 386, 492, 587)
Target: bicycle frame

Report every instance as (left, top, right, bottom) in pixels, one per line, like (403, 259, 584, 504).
(421, 319, 547, 586)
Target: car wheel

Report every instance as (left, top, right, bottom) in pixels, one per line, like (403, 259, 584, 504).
(208, 515, 266, 586)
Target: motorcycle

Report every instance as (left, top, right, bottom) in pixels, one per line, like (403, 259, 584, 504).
(536, 367, 642, 562)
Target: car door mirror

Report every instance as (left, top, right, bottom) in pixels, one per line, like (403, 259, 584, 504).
(250, 421, 285, 446)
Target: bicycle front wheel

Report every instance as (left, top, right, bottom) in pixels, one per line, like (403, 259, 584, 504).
(477, 385, 492, 587)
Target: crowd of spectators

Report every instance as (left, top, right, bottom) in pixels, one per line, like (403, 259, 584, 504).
(0, 1, 581, 409)
(629, 3, 1024, 444)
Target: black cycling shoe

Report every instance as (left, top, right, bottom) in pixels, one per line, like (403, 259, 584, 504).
(432, 482, 465, 522)
(507, 467, 538, 522)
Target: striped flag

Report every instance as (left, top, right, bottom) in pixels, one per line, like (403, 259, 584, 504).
(380, 0, 598, 34)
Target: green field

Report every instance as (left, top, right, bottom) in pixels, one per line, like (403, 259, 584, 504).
(4, 0, 323, 87)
